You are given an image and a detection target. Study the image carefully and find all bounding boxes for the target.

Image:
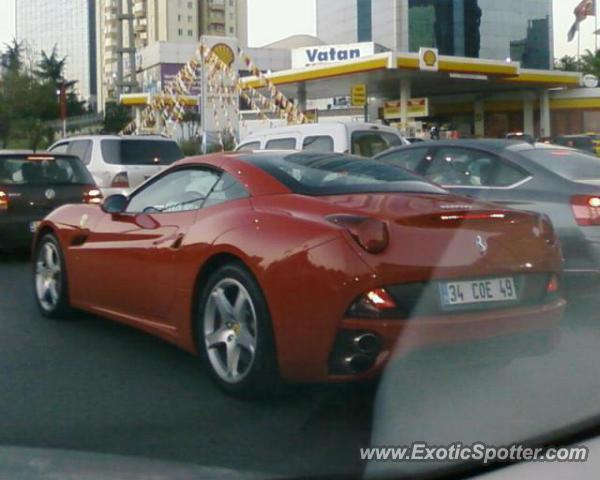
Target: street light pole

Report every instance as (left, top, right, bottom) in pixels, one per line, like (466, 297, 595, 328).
(57, 83, 67, 138)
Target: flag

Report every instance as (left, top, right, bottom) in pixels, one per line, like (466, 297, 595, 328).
(575, 0, 596, 18)
(568, 0, 596, 41)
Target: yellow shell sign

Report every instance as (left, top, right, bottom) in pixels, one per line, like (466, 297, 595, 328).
(423, 50, 437, 67)
(419, 47, 439, 72)
(211, 43, 236, 68)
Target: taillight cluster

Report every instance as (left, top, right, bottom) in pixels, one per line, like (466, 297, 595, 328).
(111, 172, 130, 189)
(0, 191, 7, 212)
(571, 195, 600, 226)
(327, 214, 389, 254)
(84, 189, 103, 205)
(348, 288, 397, 318)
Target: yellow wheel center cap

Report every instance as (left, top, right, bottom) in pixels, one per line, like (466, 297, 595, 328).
(233, 324, 241, 336)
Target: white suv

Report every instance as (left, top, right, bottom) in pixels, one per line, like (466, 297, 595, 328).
(49, 135, 184, 196)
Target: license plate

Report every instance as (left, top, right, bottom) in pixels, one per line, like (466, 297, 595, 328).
(440, 277, 517, 307)
(29, 221, 41, 233)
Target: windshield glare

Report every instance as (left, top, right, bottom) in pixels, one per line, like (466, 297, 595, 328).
(247, 153, 446, 195)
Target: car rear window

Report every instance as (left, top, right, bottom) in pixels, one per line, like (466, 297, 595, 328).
(0, 155, 93, 185)
(555, 137, 594, 151)
(351, 130, 403, 157)
(520, 149, 600, 181)
(244, 152, 446, 196)
(101, 139, 184, 166)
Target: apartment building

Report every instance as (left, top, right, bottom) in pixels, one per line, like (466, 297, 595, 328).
(97, 0, 245, 108)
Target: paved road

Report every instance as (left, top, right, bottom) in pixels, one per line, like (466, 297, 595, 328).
(0, 252, 599, 479)
(0, 252, 372, 478)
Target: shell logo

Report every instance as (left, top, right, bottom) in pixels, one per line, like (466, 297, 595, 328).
(422, 49, 438, 67)
(211, 43, 236, 67)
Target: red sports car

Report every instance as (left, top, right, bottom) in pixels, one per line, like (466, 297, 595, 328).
(33, 152, 565, 396)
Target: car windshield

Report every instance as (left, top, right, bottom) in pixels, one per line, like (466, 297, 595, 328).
(100, 139, 184, 166)
(245, 152, 446, 195)
(521, 149, 600, 181)
(0, 155, 92, 185)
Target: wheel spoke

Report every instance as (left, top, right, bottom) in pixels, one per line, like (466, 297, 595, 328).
(237, 324, 255, 354)
(233, 290, 247, 320)
(226, 342, 242, 377)
(213, 288, 234, 319)
(205, 326, 230, 349)
(48, 282, 59, 304)
(44, 245, 55, 269)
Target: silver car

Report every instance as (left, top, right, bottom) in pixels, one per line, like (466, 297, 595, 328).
(49, 135, 184, 196)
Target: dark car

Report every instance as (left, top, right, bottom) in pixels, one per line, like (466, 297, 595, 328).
(374, 139, 600, 283)
(0, 152, 101, 250)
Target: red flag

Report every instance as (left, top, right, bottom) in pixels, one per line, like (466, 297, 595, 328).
(569, 0, 596, 41)
(575, 0, 595, 20)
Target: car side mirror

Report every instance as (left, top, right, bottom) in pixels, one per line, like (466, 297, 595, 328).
(101, 194, 128, 214)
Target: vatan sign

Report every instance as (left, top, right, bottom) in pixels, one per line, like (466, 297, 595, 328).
(292, 42, 376, 69)
(383, 98, 430, 120)
(419, 47, 439, 72)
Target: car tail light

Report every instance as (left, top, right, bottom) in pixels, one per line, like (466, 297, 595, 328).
(571, 195, 600, 226)
(84, 188, 103, 205)
(348, 288, 397, 318)
(111, 172, 130, 189)
(0, 191, 7, 213)
(546, 274, 560, 294)
(327, 214, 389, 254)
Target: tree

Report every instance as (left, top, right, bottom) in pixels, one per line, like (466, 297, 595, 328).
(1, 39, 24, 73)
(580, 49, 600, 78)
(554, 55, 579, 72)
(35, 46, 86, 117)
(102, 102, 131, 133)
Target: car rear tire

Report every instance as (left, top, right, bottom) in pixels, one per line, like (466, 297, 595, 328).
(197, 262, 280, 398)
(33, 234, 73, 319)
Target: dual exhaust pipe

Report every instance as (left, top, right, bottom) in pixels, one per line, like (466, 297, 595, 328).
(343, 333, 380, 374)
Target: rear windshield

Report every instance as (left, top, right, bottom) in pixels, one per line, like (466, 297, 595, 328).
(244, 152, 446, 196)
(0, 155, 93, 185)
(351, 130, 403, 157)
(521, 149, 600, 181)
(555, 137, 594, 150)
(101, 139, 184, 166)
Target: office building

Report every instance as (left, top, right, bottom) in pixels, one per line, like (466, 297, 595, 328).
(15, 0, 97, 105)
(316, 0, 553, 69)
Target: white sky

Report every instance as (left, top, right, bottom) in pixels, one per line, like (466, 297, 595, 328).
(0, 0, 597, 60)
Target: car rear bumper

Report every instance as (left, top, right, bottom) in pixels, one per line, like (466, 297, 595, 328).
(321, 298, 566, 383)
(0, 217, 40, 249)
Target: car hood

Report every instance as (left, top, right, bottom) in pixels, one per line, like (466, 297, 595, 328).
(0, 446, 272, 480)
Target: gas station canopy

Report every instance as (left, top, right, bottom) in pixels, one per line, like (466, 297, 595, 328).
(240, 51, 582, 99)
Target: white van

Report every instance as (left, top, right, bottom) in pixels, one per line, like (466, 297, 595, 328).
(49, 135, 184, 196)
(236, 123, 408, 158)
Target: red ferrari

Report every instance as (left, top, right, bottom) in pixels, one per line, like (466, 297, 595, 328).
(33, 152, 565, 396)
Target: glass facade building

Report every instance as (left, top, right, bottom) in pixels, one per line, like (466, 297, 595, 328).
(408, 0, 552, 69)
(317, 0, 553, 70)
(15, 0, 97, 103)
